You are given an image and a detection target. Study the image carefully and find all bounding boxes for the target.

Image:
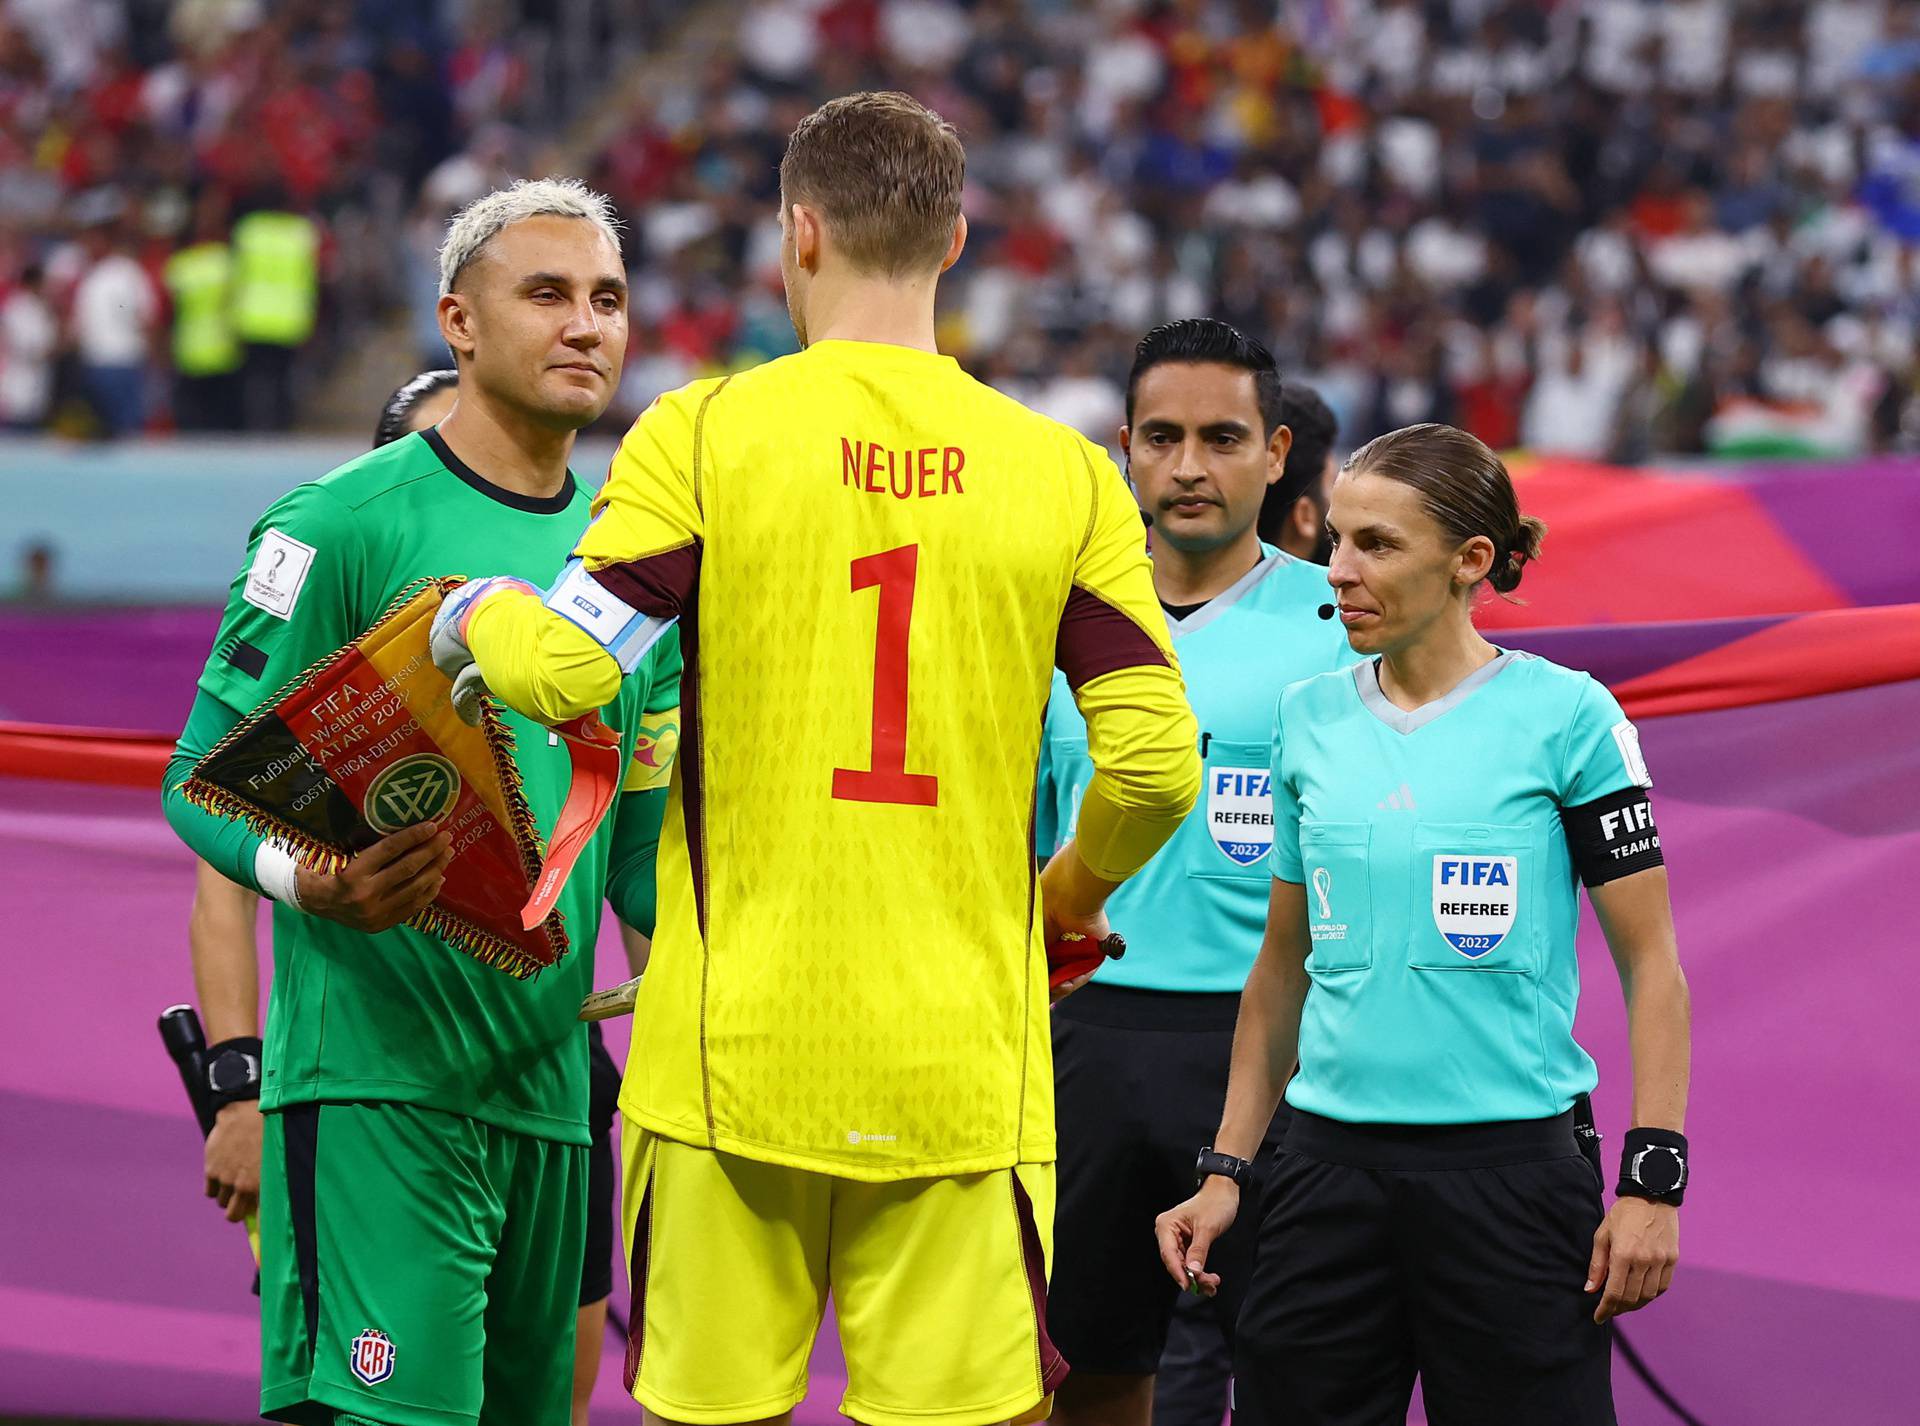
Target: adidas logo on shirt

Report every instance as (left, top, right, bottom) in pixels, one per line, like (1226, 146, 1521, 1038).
(1376, 783, 1417, 811)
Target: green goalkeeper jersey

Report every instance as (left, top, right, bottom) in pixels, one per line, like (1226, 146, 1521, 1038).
(176, 429, 679, 1144)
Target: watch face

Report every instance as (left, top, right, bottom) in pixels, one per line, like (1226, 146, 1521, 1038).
(1635, 1146, 1686, 1195)
(209, 1051, 256, 1094)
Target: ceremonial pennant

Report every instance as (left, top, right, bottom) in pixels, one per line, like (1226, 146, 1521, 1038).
(181, 578, 621, 978)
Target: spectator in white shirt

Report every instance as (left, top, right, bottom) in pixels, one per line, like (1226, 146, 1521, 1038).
(1032, 341, 1125, 443)
(0, 264, 58, 430)
(1646, 193, 1756, 294)
(69, 226, 158, 438)
(1521, 337, 1621, 457)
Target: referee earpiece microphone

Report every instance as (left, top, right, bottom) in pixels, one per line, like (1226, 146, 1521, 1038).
(1317, 603, 1336, 620)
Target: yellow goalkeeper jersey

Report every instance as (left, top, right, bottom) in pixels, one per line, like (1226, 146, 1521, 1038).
(468, 338, 1199, 1179)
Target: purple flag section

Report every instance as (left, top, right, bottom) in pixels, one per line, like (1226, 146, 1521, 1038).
(0, 606, 219, 730)
(1483, 454, 1920, 630)
(2, 606, 1916, 1422)
(1736, 457, 1920, 609)
(1568, 676, 1920, 1421)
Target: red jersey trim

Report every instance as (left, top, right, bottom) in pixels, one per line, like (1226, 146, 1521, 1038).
(589, 542, 700, 621)
(1014, 1171, 1070, 1394)
(1055, 584, 1171, 690)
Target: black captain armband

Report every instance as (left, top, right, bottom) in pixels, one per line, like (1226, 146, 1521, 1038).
(1561, 786, 1664, 887)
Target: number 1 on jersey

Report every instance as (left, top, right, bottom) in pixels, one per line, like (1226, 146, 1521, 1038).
(833, 544, 939, 807)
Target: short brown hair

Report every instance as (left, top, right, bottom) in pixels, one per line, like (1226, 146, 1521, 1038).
(1343, 423, 1546, 595)
(779, 92, 965, 278)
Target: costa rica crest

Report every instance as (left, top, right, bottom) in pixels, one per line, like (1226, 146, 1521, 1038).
(349, 1327, 397, 1385)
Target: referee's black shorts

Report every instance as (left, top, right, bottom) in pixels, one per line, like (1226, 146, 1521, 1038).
(579, 1020, 622, 1307)
(1234, 1108, 1616, 1426)
(1049, 983, 1288, 1376)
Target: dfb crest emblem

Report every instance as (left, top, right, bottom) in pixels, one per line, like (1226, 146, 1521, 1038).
(364, 754, 461, 834)
(349, 1328, 396, 1386)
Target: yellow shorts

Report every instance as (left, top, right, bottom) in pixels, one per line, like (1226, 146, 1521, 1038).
(620, 1124, 1065, 1426)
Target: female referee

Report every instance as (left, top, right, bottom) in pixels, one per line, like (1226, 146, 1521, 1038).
(1155, 422, 1691, 1424)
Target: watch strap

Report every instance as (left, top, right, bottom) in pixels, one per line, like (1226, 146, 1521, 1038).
(1195, 1147, 1254, 1192)
(205, 1036, 264, 1112)
(1615, 1126, 1687, 1205)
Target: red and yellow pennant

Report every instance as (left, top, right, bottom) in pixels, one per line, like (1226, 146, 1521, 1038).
(182, 578, 621, 978)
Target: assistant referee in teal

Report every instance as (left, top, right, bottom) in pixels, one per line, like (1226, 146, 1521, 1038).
(1157, 423, 1692, 1424)
(1038, 321, 1354, 1426)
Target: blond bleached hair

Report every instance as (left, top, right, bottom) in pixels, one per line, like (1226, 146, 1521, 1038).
(437, 177, 622, 296)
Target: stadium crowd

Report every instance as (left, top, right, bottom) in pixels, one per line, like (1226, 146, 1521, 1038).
(0, 0, 683, 437)
(3, 0, 1919, 458)
(587, 0, 1920, 458)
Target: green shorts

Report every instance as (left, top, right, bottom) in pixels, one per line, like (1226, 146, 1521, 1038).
(259, 1101, 587, 1426)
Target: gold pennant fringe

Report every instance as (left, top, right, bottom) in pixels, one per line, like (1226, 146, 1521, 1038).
(179, 575, 566, 980)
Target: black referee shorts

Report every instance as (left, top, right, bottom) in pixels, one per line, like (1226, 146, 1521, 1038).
(579, 1021, 622, 1307)
(1049, 984, 1288, 1376)
(1234, 1109, 1616, 1426)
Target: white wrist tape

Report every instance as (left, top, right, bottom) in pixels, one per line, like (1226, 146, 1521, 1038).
(254, 841, 303, 909)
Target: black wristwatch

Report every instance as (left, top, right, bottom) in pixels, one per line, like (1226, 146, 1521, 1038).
(205, 1037, 263, 1113)
(1615, 1128, 1688, 1206)
(1195, 1147, 1255, 1193)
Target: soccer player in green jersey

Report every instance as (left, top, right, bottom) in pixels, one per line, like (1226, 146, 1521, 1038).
(191, 372, 459, 1235)
(163, 178, 680, 1426)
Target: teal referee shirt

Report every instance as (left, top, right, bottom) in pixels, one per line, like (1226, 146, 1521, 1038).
(1272, 650, 1655, 1124)
(1036, 546, 1356, 992)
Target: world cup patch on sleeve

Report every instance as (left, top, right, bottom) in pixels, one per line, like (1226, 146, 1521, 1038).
(1430, 855, 1517, 959)
(1611, 719, 1652, 788)
(1206, 766, 1272, 866)
(242, 528, 317, 620)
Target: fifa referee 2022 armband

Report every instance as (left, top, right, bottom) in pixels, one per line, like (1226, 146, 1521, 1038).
(1560, 786, 1664, 887)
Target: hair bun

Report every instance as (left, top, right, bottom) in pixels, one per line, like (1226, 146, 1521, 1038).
(1489, 514, 1547, 595)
